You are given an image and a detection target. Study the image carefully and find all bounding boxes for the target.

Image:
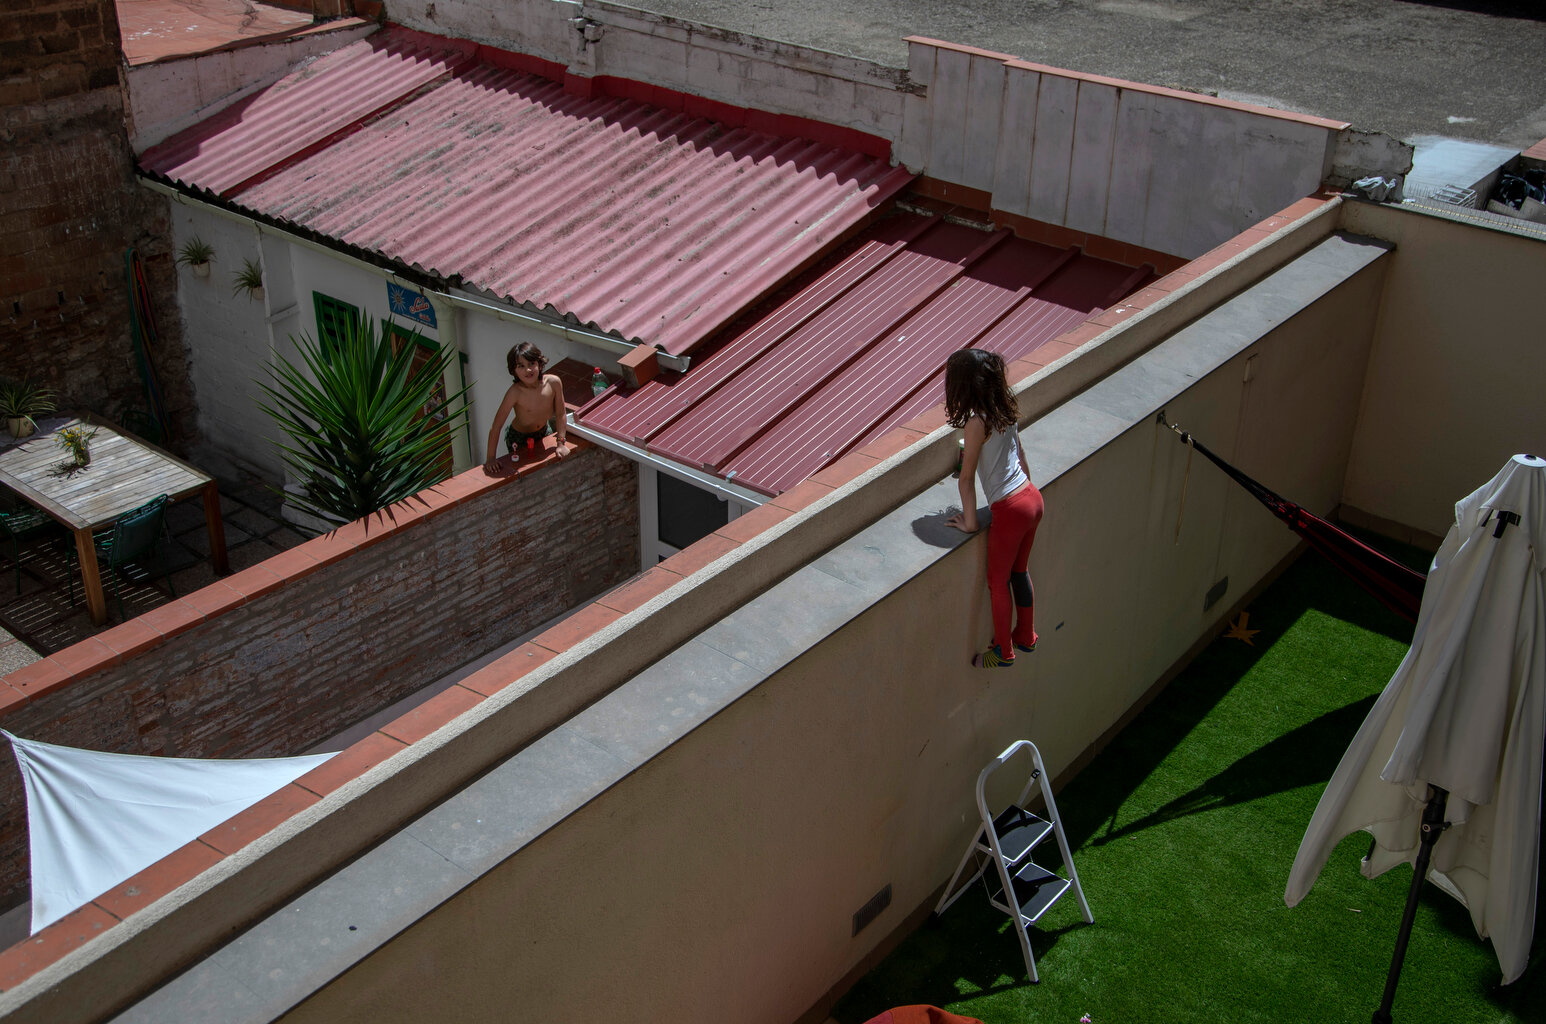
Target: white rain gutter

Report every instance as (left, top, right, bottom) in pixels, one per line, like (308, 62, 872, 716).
(139, 178, 691, 373)
(565, 415, 767, 507)
(442, 287, 690, 373)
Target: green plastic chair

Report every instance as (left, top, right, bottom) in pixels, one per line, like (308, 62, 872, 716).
(0, 506, 61, 594)
(67, 494, 176, 620)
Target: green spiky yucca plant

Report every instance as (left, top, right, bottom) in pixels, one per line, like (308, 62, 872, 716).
(258, 316, 469, 528)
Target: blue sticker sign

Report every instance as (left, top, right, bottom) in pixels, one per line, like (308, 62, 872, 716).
(387, 282, 437, 329)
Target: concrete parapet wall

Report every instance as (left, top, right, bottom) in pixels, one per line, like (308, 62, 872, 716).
(254, 235, 1394, 1024)
(897, 37, 1348, 260)
(390, 0, 910, 140)
(1339, 200, 1546, 537)
(125, 22, 379, 150)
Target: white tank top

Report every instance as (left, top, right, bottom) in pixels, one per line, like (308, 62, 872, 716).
(977, 424, 1029, 505)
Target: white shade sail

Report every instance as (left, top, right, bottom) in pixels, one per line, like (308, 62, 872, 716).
(5, 731, 335, 935)
(1285, 454, 1546, 983)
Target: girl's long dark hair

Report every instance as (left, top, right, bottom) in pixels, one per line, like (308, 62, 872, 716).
(944, 348, 1018, 434)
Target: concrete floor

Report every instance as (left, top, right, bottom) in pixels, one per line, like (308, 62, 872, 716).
(638, 0, 1546, 151)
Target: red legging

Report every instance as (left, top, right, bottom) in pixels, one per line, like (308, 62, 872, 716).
(988, 482, 1044, 654)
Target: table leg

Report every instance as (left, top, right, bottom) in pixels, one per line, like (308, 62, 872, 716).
(203, 482, 230, 574)
(73, 528, 108, 626)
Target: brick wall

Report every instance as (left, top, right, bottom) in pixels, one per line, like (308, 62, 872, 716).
(0, 0, 196, 441)
(0, 446, 640, 910)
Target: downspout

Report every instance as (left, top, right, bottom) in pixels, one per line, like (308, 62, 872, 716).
(426, 294, 473, 473)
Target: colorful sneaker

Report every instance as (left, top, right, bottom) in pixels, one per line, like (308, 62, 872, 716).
(1014, 640, 1037, 654)
(973, 644, 1016, 668)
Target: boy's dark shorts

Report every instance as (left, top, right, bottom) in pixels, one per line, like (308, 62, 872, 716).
(505, 420, 554, 454)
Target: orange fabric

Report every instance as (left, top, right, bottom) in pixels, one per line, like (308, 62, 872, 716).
(862, 1006, 984, 1024)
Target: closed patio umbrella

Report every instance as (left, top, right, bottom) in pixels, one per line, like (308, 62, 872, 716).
(1285, 454, 1545, 1015)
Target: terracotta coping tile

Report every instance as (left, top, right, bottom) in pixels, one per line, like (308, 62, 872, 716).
(431, 469, 500, 503)
(715, 502, 794, 545)
(311, 517, 376, 559)
(0, 902, 119, 990)
(1053, 322, 1108, 349)
(364, 498, 435, 533)
(903, 404, 950, 435)
(460, 643, 558, 698)
(199, 783, 322, 856)
(903, 35, 1018, 63)
(44, 637, 119, 679)
(809, 450, 881, 489)
(180, 581, 244, 619)
(1184, 247, 1236, 276)
(596, 566, 682, 615)
(295, 731, 408, 798)
(857, 425, 929, 463)
(2, 657, 65, 702)
(1089, 304, 1141, 329)
(256, 546, 323, 585)
(661, 532, 741, 578)
(1279, 195, 1334, 219)
(769, 478, 836, 513)
(1035, 339, 1081, 364)
(1006, 356, 1046, 383)
(1144, 269, 1201, 294)
(1522, 138, 1546, 161)
(378, 684, 486, 746)
(1001, 58, 1348, 130)
(1125, 285, 1174, 309)
(218, 564, 284, 602)
(0, 684, 28, 718)
(530, 603, 625, 654)
(92, 839, 224, 922)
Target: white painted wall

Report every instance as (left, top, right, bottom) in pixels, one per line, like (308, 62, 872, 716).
(173, 204, 286, 479)
(126, 24, 378, 151)
(1339, 203, 1546, 538)
(390, 0, 909, 139)
(169, 199, 499, 481)
(898, 39, 1345, 259)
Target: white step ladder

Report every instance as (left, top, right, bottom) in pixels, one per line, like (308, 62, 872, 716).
(934, 739, 1093, 982)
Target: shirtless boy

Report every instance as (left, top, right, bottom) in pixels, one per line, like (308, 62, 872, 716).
(484, 342, 570, 473)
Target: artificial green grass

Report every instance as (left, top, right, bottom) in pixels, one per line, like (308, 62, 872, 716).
(834, 545, 1545, 1024)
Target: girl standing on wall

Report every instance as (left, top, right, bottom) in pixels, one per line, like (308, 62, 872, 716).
(944, 348, 1044, 668)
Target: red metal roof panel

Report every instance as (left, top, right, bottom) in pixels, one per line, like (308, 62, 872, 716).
(142, 28, 913, 354)
(645, 220, 995, 472)
(580, 212, 1153, 495)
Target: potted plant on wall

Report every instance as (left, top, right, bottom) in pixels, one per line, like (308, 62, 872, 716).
(175, 236, 215, 278)
(257, 317, 470, 527)
(0, 379, 57, 439)
(232, 257, 265, 301)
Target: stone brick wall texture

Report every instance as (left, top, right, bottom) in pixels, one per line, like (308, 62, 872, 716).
(0, 447, 641, 910)
(0, 0, 197, 442)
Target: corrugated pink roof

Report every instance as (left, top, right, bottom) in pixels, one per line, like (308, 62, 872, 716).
(141, 32, 475, 196)
(139, 27, 913, 355)
(580, 212, 1153, 496)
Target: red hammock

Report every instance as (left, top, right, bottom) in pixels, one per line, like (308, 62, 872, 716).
(1169, 424, 1426, 623)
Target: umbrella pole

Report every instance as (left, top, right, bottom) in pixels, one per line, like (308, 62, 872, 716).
(1371, 786, 1450, 1024)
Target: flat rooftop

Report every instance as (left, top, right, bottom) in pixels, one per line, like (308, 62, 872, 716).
(114, 0, 351, 65)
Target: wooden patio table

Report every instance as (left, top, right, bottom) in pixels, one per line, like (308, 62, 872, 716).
(0, 416, 228, 625)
